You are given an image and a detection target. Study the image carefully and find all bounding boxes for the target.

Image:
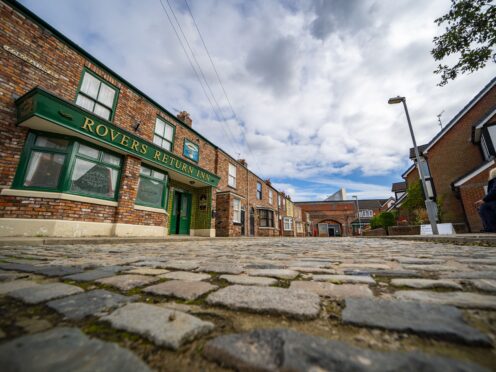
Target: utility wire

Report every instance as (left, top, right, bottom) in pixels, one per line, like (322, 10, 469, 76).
(183, 0, 260, 171)
(158, 0, 241, 156)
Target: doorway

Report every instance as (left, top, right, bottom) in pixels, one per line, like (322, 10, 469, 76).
(328, 227, 335, 237)
(170, 191, 192, 235)
(240, 207, 246, 236)
(249, 207, 255, 236)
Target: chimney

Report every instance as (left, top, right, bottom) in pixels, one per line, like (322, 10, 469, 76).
(177, 111, 192, 127)
(265, 178, 271, 186)
(237, 159, 247, 167)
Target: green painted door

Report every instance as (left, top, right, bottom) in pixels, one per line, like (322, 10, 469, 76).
(178, 192, 191, 235)
(170, 191, 191, 235)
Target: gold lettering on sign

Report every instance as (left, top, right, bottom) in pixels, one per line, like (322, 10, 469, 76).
(130, 140, 139, 152)
(110, 129, 121, 142)
(120, 135, 130, 147)
(153, 150, 161, 160)
(3, 45, 61, 79)
(82, 117, 95, 132)
(95, 124, 108, 137)
(140, 144, 148, 154)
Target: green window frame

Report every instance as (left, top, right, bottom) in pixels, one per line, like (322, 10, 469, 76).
(135, 164, 169, 209)
(153, 116, 175, 152)
(13, 131, 122, 201)
(75, 68, 119, 121)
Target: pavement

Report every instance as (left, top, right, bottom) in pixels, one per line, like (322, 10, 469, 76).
(0, 237, 495, 371)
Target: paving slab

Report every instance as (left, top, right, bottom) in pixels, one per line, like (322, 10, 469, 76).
(312, 274, 376, 284)
(289, 267, 336, 274)
(444, 271, 496, 280)
(164, 260, 200, 271)
(0, 262, 41, 273)
(391, 278, 462, 289)
(204, 329, 486, 372)
(206, 285, 320, 319)
(34, 265, 85, 277)
(16, 318, 52, 334)
(220, 274, 277, 286)
(133, 260, 169, 268)
(344, 269, 419, 277)
(245, 268, 299, 279)
(394, 290, 496, 309)
(342, 298, 491, 346)
(8, 283, 84, 304)
(63, 266, 129, 282)
(471, 279, 496, 293)
(0, 280, 39, 294)
(397, 258, 445, 265)
(196, 262, 243, 274)
(124, 268, 169, 276)
(144, 280, 218, 300)
(96, 274, 159, 290)
(290, 281, 373, 299)
(0, 327, 150, 371)
(0, 271, 28, 281)
(47, 289, 136, 320)
(244, 263, 286, 269)
(159, 271, 210, 281)
(101, 303, 214, 350)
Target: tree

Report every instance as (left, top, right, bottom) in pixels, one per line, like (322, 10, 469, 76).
(403, 180, 425, 212)
(370, 212, 396, 231)
(431, 0, 496, 86)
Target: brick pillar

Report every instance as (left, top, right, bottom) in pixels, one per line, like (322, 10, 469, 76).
(115, 155, 140, 224)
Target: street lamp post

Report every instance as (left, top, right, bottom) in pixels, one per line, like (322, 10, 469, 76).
(388, 96, 439, 235)
(353, 195, 361, 236)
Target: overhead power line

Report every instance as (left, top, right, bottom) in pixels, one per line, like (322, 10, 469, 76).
(183, 0, 260, 170)
(158, 0, 241, 158)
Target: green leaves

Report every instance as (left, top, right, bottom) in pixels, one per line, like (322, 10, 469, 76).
(431, 0, 495, 86)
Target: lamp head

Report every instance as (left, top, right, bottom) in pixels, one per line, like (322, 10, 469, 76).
(388, 96, 405, 104)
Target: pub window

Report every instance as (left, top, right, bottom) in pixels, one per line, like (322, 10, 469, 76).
(269, 190, 273, 205)
(233, 198, 241, 223)
(283, 217, 293, 231)
(256, 182, 262, 200)
(136, 165, 168, 208)
(153, 117, 175, 151)
(259, 209, 274, 227)
(75, 69, 118, 121)
(14, 132, 122, 201)
(228, 163, 236, 188)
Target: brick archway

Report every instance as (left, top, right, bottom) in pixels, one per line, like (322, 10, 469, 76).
(317, 219, 343, 237)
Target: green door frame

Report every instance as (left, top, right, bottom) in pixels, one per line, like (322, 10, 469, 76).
(169, 190, 192, 235)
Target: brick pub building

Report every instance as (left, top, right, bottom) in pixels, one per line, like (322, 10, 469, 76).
(0, 0, 296, 238)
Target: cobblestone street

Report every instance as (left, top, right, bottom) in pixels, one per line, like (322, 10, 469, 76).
(1, 237, 496, 371)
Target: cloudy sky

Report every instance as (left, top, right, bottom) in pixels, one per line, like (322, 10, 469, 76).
(20, 0, 496, 201)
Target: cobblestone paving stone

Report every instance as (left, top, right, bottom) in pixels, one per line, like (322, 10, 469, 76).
(1, 237, 496, 370)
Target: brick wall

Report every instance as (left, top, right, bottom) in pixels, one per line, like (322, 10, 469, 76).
(0, 2, 214, 229)
(426, 85, 496, 223)
(296, 201, 356, 236)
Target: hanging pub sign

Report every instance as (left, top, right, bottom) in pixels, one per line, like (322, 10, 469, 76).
(183, 139, 199, 162)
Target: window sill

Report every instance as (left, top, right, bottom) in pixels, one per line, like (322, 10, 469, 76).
(134, 204, 168, 215)
(259, 227, 276, 229)
(1, 189, 118, 207)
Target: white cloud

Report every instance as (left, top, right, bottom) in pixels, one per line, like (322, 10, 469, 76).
(20, 0, 496, 200)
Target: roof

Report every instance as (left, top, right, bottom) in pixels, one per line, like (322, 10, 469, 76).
(401, 164, 416, 179)
(452, 159, 495, 188)
(409, 144, 428, 160)
(295, 199, 387, 208)
(387, 192, 407, 211)
(391, 182, 407, 192)
(423, 76, 496, 154)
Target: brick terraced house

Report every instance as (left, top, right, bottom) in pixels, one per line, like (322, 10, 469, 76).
(391, 77, 496, 232)
(0, 0, 295, 238)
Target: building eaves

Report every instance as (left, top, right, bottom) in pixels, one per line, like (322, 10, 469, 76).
(452, 159, 495, 188)
(391, 182, 407, 192)
(423, 76, 496, 154)
(401, 164, 415, 179)
(409, 144, 428, 159)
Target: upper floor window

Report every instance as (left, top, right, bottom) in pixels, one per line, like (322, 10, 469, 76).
(228, 164, 236, 188)
(76, 70, 118, 121)
(359, 209, 373, 218)
(278, 194, 281, 207)
(233, 198, 241, 223)
(14, 132, 122, 200)
(256, 182, 262, 200)
(269, 190, 273, 204)
(153, 117, 174, 151)
(136, 165, 168, 209)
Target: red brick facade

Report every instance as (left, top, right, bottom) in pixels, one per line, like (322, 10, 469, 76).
(0, 1, 294, 238)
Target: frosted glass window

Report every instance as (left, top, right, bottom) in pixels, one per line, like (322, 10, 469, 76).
(76, 70, 117, 120)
